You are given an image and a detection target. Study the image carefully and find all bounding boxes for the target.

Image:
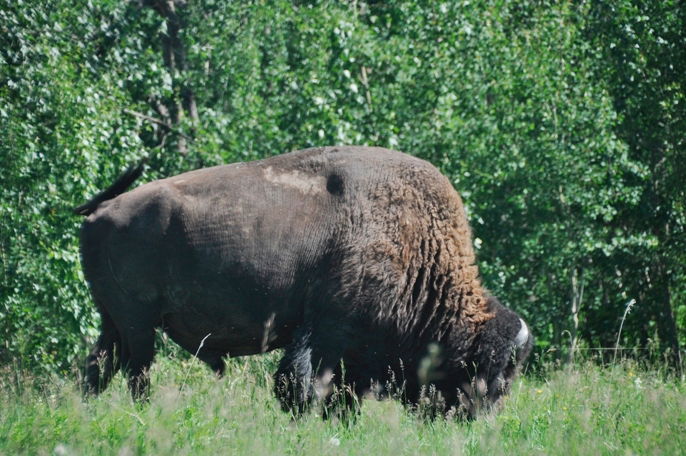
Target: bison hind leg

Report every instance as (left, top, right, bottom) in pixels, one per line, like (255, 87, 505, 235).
(119, 327, 156, 401)
(83, 311, 121, 396)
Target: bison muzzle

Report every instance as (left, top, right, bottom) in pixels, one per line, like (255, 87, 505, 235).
(76, 146, 532, 419)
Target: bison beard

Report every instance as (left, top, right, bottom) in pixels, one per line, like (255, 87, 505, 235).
(76, 146, 532, 419)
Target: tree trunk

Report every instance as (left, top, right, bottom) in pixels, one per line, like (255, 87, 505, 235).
(141, 0, 198, 155)
(649, 259, 682, 371)
(567, 267, 583, 364)
(646, 149, 682, 371)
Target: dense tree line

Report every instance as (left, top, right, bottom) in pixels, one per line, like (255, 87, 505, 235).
(1, 0, 684, 373)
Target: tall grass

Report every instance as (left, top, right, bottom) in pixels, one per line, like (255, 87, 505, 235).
(1, 354, 684, 455)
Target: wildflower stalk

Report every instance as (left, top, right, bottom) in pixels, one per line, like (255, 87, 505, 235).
(614, 299, 635, 363)
(179, 332, 212, 394)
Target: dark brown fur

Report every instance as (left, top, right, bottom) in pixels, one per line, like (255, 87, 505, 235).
(76, 146, 531, 418)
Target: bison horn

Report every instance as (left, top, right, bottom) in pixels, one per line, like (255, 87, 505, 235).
(514, 318, 529, 349)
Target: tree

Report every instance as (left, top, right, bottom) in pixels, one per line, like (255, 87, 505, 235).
(585, 0, 685, 368)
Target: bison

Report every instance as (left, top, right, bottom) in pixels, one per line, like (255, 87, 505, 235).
(75, 146, 532, 419)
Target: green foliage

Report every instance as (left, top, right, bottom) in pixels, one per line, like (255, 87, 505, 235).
(0, 0, 684, 372)
(0, 356, 684, 454)
(583, 0, 686, 355)
(0, 0, 145, 371)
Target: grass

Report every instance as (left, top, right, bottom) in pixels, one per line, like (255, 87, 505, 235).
(1, 354, 684, 455)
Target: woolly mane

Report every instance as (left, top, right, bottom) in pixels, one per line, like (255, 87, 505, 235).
(331, 152, 493, 352)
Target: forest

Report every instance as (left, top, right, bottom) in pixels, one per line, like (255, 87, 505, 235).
(1, 0, 684, 376)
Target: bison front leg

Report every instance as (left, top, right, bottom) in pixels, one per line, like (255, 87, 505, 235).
(274, 326, 314, 415)
(321, 364, 366, 422)
(274, 321, 350, 417)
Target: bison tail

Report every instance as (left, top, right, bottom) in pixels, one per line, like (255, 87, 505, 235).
(73, 163, 145, 216)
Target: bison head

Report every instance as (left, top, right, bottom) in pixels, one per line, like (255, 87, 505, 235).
(454, 297, 533, 419)
(412, 296, 533, 419)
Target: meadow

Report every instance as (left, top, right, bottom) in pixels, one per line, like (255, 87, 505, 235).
(1, 351, 684, 456)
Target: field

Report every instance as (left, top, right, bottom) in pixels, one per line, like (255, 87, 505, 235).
(1, 352, 684, 456)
